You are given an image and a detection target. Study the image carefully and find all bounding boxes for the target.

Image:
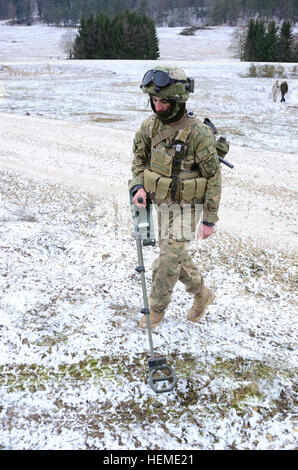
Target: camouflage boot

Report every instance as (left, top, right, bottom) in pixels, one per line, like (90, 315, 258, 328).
(139, 309, 165, 329)
(187, 286, 215, 322)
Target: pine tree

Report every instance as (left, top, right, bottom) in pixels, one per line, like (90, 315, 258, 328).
(95, 13, 111, 59)
(254, 20, 266, 61)
(122, 11, 139, 59)
(243, 18, 257, 61)
(110, 13, 125, 59)
(278, 20, 294, 62)
(264, 20, 279, 62)
(73, 16, 91, 58)
(73, 10, 159, 60)
(84, 13, 99, 58)
(143, 14, 159, 59)
(243, 19, 269, 61)
(119, 11, 159, 60)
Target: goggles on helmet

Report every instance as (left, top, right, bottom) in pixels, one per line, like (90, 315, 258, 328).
(141, 69, 187, 89)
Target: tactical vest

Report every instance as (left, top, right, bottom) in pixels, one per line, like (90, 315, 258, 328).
(143, 114, 207, 204)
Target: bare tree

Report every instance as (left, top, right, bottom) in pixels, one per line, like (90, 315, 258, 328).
(60, 29, 77, 59)
(230, 25, 246, 59)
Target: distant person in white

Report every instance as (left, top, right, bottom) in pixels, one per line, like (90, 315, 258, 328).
(272, 80, 280, 102)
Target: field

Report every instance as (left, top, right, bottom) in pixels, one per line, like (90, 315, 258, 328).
(0, 23, 297, 450)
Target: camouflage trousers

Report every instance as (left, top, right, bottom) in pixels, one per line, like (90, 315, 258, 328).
(149, 203, 203, 313)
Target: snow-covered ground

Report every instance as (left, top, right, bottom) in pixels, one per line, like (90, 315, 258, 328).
(0, 24, 297, 156)
(0, 23, 297, 450)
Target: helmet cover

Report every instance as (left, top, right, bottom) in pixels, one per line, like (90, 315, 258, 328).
(140, 66, 191, 103)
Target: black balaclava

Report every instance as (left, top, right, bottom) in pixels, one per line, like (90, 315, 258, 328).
(150, 97, 186, 124)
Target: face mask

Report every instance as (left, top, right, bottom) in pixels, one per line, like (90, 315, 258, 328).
(150, 98, 185, 123)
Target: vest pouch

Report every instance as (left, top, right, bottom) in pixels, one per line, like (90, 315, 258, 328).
(181, 177, 207, 202)
(181, 179, 196, 202)
(156, 176, 172, 199)
(195, 177, 207, 199)
(144, 168, 160, 194)
(150, 146, 175, 177)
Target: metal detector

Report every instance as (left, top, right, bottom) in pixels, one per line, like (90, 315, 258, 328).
(132, 231, 177, 393)
(130, 193, 177, 393)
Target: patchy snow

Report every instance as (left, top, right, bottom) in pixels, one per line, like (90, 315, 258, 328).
(0, 25, 297, 155)
(0, 23, 235, 61)
(0, 24, 297, 451)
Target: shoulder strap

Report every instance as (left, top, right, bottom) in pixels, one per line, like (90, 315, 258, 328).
(150, 115, 160, 139)
(151, 115, 200, 147)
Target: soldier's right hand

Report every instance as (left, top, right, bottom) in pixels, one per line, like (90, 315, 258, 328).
(197, 223, 215, 240)
(132, 188, 147, 208)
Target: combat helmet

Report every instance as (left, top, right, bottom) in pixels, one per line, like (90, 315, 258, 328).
(140, 66, 194, 123)
(140, 66, 194, 103)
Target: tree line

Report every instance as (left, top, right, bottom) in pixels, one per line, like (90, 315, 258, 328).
(241, 19, 298, 62)
(1, 0, 297, 26)
(0, 1, 148, 25)
(73, 10, 159, 59)
(211, 0, 298, 25)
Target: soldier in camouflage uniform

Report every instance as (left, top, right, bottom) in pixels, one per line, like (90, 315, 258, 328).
(129, 66, 222, 328)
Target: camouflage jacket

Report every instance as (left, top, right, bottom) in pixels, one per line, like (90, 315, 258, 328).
(129, 112, 222, 224)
